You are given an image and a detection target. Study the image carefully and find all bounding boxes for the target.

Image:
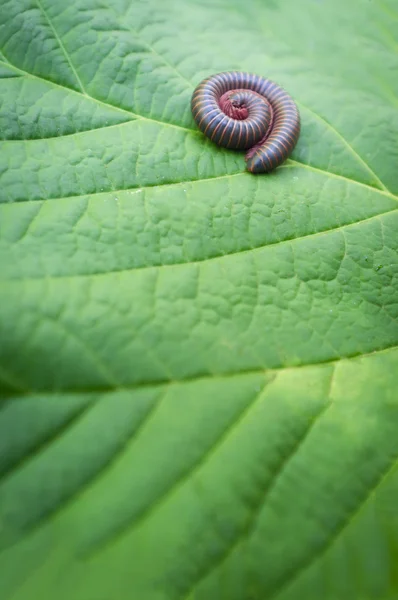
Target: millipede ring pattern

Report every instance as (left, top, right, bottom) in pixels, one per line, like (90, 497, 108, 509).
(191, 71, 300, 173)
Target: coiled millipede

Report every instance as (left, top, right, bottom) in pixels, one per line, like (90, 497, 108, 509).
(191, 71, 300, 173)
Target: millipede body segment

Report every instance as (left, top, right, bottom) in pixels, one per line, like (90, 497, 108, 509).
(191, 71, 300, 173)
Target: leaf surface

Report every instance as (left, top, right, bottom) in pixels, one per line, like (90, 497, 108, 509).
(1, 0, 398, 599)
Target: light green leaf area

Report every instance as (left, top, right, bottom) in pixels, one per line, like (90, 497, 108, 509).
(0, 0, 398, 598)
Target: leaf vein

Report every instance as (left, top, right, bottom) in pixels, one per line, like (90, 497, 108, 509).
(269, 452, 398, 600)
(2, 208, 396, 283)
(83, 377, 276, 558)
(297, 102, 390, 193)
(182, 389, 333, 600)
(1, 343, 397, 400)
(34, 0, 86, 95)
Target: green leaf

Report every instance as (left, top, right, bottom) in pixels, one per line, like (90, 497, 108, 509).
(0, 0, 397, 598)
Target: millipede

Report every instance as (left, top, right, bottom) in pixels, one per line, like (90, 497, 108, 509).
(191, 71, 300, 174)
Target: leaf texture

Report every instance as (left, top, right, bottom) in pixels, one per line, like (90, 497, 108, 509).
(0, 0, 397, 599)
